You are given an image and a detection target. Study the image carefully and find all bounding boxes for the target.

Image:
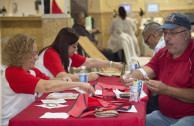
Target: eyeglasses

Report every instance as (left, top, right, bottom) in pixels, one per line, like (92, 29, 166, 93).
(71, 44, 78, 49)
(32, 51, 39, 57)
(145, 33, 152, 44)
(163, 30, 186, 37)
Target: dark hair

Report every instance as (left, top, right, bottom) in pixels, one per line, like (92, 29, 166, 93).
(39, 27, 79, 72)
(119, 6, 126, 20)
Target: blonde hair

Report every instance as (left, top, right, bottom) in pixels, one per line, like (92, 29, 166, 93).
(2, 34, 35, 68)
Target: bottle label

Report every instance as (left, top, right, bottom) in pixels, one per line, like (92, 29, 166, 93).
(79, 74, 88, 82)
(130, 64, 138, 71)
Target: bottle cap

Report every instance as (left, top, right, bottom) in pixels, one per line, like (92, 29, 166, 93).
(81, 66, 86, 69)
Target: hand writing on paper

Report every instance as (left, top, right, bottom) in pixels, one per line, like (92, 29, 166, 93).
(145, 80, 168, 95)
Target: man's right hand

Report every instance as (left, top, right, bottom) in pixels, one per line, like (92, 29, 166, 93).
(122, 74, 136, 89)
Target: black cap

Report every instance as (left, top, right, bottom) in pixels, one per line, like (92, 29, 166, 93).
(158, 13, 191, 30)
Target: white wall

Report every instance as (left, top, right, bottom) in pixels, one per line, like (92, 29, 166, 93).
(0, 0, 40, 16)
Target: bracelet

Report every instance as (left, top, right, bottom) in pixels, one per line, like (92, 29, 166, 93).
(137, 68, 147, 79)
(109, 61, 112, 68)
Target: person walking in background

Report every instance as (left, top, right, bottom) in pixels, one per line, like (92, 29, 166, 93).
(142, 22, 166, 114)
(108, 6, 141, 62)
(35, 27, 123, 82)
(1, 34, 95, 126)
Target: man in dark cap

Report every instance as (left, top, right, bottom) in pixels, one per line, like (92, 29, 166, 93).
(123, 13, 194, 126)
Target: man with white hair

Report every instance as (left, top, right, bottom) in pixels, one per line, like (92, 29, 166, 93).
(142, 22, 166, 114)
(142, 22, 165, 56)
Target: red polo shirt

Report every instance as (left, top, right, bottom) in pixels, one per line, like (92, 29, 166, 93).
(146, 39, 194, 118)
(6, 67, 49, 94)
(44, 48, 86, 76)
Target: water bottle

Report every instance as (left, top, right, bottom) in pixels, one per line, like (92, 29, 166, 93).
(130, 57, 138, 71)
(130, 81, 139, 102)
(79, 66, 88, 82)
(129, 57, 139, 102)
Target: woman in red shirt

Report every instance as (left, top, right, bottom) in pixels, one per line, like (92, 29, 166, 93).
(35, 27, 123, 81)
(2, 34, 94, 126)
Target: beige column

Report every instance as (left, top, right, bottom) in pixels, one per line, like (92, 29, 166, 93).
(42, 14, 71, 47)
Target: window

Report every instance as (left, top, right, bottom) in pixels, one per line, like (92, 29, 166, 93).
(120, 4, 131, 13)
(146, 3, 159, 13)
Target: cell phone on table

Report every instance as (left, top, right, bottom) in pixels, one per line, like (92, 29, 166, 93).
(120, 93, 130, 99)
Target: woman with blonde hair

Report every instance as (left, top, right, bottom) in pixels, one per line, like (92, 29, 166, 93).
(1, 34, 94, 126)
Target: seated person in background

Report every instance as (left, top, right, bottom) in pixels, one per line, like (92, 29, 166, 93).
(1, 34, 94, 126)
(72, 12, 115, 61)
(35, 27, 123, 82)
(123, 13, 194, 126)
(142, 22, 166, 114)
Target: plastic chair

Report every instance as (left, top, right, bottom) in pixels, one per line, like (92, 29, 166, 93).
(120, 32, 137, 66)
(120, 33, 151, 66)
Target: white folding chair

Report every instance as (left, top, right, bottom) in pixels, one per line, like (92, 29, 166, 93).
(120, 32, 137, 65)
(120, 33, 151, 67)
(121, 37, 130, 66)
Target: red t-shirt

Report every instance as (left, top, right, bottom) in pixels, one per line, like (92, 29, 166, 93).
(6, 67, 49, 94)
(146, 39, 194, 118)
(44, 48, 86, 76)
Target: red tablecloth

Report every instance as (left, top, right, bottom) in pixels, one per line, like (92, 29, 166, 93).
(9, 76, 148, 126)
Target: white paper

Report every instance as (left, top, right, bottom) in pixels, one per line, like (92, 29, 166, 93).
(47, 92, 79, 99)
(113, 89, 124, 98)
(40, 112, 69, 119)
(118, 105, 137, 113)
(41, 99, 67, 104)
(50, 92, 74, 96)
(95, 90, 102, 95)
(140, 90, 147, 99)
(36, 104, 68, 109)
(72, 87, 86, 94)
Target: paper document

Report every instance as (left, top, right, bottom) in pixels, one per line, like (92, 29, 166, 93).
(41, 99, 67, 104)
(118, 105, 137, 113)
(40, 112, 69, 119)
